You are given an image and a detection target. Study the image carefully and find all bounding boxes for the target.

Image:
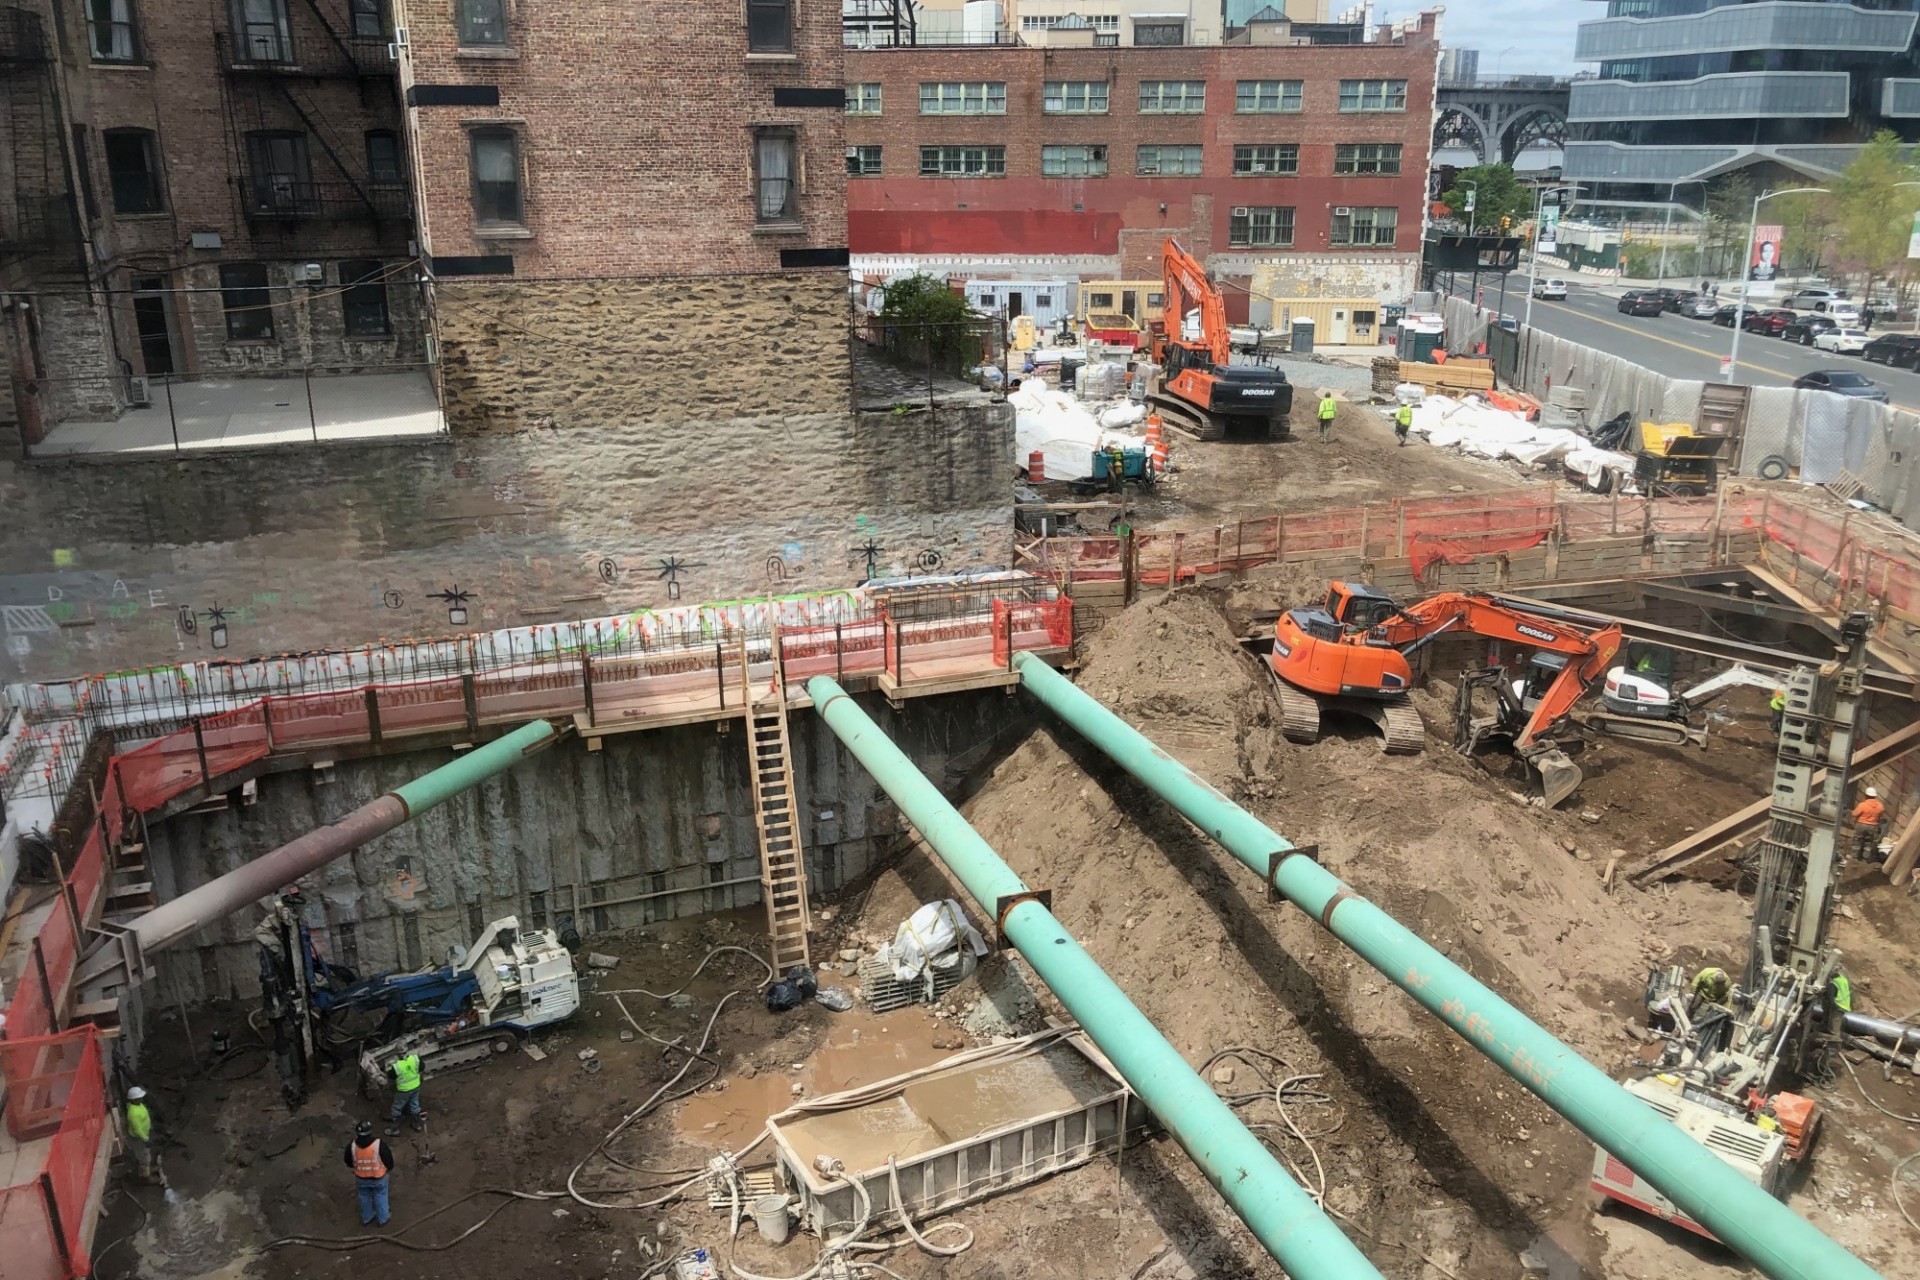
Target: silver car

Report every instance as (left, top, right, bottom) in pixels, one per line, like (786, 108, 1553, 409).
(1532, 278, 1567, 300)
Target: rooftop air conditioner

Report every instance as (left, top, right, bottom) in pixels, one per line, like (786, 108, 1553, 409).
(1334, 206, 1353, 216)
(127, 376, 151, 407)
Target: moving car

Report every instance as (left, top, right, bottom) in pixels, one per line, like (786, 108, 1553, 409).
(1812, 328, 1870, 355)
(1532, 278, 1568, 301)
(1617, 291, 1665, 317)
(1793, 370, 1889, 402)
(1712, 305, 1742, 327)
(1861, 333, 1920, 368)
(1784, 287, 1848, 311)
(1684, 297, 1721, 319)
(1657, 289, 1699, 313)
(1782, 314, 1839, 346)
(1740, 309, 1794, 336)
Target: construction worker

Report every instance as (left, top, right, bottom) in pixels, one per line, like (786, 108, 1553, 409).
(1317, 391, 1338, 443)
(1851, 786, 1888, 860)
(346, 1120, 395, 1226)
(1831, 970, 1854, 1015)
(385, 1050, 425, 1135)
(125, 1086, 159, 1183)
(1393, 402, 1413, 446)
(1769, 687, 1787, 734)
(1689, 966, 1730, 1009)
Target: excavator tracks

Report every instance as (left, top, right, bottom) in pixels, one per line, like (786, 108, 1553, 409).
(1371, 700, 1427, 755)
(1274, 680, 1322, 745)
(1270, 675, 1425, 755)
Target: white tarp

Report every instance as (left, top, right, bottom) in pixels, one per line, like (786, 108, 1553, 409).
(1012, 377, 1146, 480)
(1411, 395, 1632, 486)
(889, 900, 989, 982)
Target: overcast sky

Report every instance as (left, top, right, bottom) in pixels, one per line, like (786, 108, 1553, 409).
(1382, 1, 1590, 76)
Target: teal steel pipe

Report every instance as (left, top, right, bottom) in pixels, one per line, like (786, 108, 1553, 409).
(1013, 653, 1879, 1280)
(806, 677, 1385, 1280)
(390, 717, 562, 817)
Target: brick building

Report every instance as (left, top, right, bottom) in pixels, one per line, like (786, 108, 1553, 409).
(843, 11, 1439, 320)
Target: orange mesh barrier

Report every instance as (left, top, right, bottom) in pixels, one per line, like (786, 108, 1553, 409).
(43, 1035, 105, 1274)
(0, 1030, 106, 1279)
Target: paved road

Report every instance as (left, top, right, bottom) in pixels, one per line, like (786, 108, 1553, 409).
(1460, 280, 1920, 413)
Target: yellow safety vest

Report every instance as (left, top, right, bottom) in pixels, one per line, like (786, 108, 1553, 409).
(127, 1101, 151, 1142)
(1770, 691, 1787, 711)
(1395, 406, 1412, 426)
(1832, 974, 1853, 1012)
(392, 1053, 422, 1093)
(1318, 398, 1338, 420)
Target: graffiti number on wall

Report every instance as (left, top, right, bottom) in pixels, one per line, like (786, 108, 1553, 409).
(383, 590, 406, 610)
(177, 606, 197, 636)
(597, 556, 620, 585)
(916, 549, 944, 572)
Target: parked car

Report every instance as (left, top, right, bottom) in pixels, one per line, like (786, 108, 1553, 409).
(1741, 309, 1795, 336)
(1532, 278, 1568, 300)
(1658, 289, 1699, 313)
(1684, 297, 1721, 319)
(1712, 304, 1742, 327)
(1782, 314, 1839, 345)
(1793, 370, 1889, 402)
(1861, 333, 1920, 368)
(1826, 301, 1862, 326)
(1784, 287, 1850, 311)
(1617, 290, 1665, 317)
(1813, 328, 1871, 355)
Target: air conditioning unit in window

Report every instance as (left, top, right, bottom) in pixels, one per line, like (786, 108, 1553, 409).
(127, 376, 151, 407)
(1333, 206, 1353, 216)
(1231, 206, 1250, 217)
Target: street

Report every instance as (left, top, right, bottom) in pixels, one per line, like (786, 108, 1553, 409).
(1454, 278, 1920, 413)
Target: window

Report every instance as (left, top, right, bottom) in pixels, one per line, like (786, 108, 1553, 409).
(1228, 207, 1295, 248)
(244, 130, 313, 212)
(86, 0, 138, 62)
(365, 130, 401, 184)
(918, 146, 1005, 177)
(1087, 292, 1113, 308)
(350, 0, 382, 38)
(1136, 144, 1202, 176)
(1338, 79, 1408, 112)
(754, 129, 798, 224)
(1232, 144, 1298, 176)
(747, 0, 792, 53)
(340, 260, 390, 337)
(456, 0, 506, 46)
(469, 129, 522, 226)
(1236, 80, 1302, 113)
(1331, 206, 1398, 246)
(920, 82, 1006, 115)
(1042, 145, 1107, 177)
(1023, 14, 1117, 31)
(1334, 143, 1402, 175)
(103, 129, 164, 214)
(846, 145, 882, 177)
(231, 0, 292, 63)
(846, 83, 881, 114)
(1133, 20, 1184, 45)
(220, 262, 273, 341)
(1044, 81, 1108, 114)
(1139, 81, 1204, 113)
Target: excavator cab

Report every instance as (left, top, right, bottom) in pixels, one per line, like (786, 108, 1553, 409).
(1325, 582, 1401, 633)
(1517, 652, 1570, 712)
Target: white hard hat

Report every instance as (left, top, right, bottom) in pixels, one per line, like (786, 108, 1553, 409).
(127, 1086, 146, 1101)
(1866, 786, 1879, 798)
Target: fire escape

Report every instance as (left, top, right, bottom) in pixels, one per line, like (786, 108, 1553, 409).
(842, 0, 916, 48)
(215, 0, 409, 243)
(0, 7, 79, 269)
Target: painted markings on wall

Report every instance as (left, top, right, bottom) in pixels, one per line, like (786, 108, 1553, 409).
(1, 605, 56, 634)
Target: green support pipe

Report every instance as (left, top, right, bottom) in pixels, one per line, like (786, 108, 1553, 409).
(1013, 652, 1878, 1280)
(806, 677, 1385, 1280)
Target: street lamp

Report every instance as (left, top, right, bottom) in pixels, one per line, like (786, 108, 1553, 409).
(1523, 183, 1584, 331)
(1726, 187, 1830, 382)
(1655, 179, 1707, 286)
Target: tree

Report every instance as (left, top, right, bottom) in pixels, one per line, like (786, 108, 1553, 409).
(1833, 131, 1920, 293)
(1773, 190, 1837, 277)
(1700, 171, 1756, 279)
(877, 273, 978, 373)
(1438, 163, 1533, 231)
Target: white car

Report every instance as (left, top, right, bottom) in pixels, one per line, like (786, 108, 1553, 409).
(1532, 278, 1568, 300)
(1813, 327, 1870, 355)
(1785, 287, 1849, 311)
(1826, 302, 1862, 325)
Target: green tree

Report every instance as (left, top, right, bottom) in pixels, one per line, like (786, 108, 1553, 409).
(1701, 171, 1756, 279)
(1439, 163, 1533, 231)
(1833, 131, 1920, 294)
(877, 273, 979, 373)
(1773, 190, 1837, 276)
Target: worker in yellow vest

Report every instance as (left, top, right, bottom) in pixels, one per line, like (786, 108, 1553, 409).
(1394, 402, 1413, 447)
(384, 1051, 425, 1135)
(1317, 392, 1338, 443)
(345, 1120, 395, 1226)
(1769, 688, 1787, 734)
(125, 1085, 159, 1182)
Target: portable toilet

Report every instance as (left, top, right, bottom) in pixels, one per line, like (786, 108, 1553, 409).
(1291, 317, 1315, 356)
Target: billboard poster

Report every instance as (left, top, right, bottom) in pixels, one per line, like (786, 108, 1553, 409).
(1748, 226, 1783, 289)
(1538, 206, 1561, 256)
(1908, 211, 1920, 259)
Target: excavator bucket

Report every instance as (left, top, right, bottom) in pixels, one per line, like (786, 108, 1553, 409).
(1530, 747, 1584, 809)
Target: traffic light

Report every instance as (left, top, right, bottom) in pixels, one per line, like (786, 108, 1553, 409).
(1500, 215, 1513, 232)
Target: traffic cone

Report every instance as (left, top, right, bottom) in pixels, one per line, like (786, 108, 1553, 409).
(1145, 415, 1168, 472)
(1027, 450, 1045, 482)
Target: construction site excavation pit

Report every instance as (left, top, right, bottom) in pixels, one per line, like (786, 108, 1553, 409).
(78, 572, 1920, 1280)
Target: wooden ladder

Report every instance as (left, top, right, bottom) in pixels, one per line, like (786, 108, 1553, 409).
(743, 633, 812, 975)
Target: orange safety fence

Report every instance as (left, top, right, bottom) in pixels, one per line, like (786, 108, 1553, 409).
(0, 1030, 107, 1280)
(992, 599, 1075, 667)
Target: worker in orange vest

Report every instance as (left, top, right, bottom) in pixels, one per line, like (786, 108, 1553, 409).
(344, 1120, 395, 1226)
(1851, 786, 1888, 861)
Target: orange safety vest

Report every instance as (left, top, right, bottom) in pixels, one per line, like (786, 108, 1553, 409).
(1854, 797, 1886, 827)
(353, 1140, 386, 1180)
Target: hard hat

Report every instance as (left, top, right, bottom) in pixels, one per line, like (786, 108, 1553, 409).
(127, 1086, 146, 1101)
(356, 1120, 374, 1140)
(1866, 786, 1879, 798)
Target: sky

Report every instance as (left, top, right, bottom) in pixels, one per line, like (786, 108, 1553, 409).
(1379, 0, 1590, 76)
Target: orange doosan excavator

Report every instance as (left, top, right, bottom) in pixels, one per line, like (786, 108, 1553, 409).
(1244, 582, 1628, 807)
(1147, 237, 1293, 442)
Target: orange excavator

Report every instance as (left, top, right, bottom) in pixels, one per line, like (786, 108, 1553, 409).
(1147, 237, 1292, 441)
(1242, 582, 1626, 806)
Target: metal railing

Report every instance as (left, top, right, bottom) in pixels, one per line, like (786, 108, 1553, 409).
(214, 30, 393, 78)
(239, 177, 410, 223)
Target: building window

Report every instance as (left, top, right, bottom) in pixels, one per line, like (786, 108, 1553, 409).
(1044, 81, 1108, 114)
(1232, 144, 1298, 177)
(920, 82, 1006, 115)
(846, 83, 882, 114)
(1235, 80, 1302, 113)
(220, 262, 274, 341)
(1331, 206, 1398, 246)
(103, 128, 164, 214)
(1339, 79, 1408, 112)
(340, 260, 390, 337)
(469, 129, 522, 227)
(350, 0, 382, 38)
(1042, 144, 1107, 177)
(1228, 207, 1295, 248)
(919, 145, 1005, 177)
(1139, 81, 1204, 114)
(1133, 20, 1184, 46)
(1023, 14, 1117, 31)
(456, 0, 506, 46)
(1334, 143, 1402, 176)
(1136, 144, 1202, 176)
(846, 145, 882, 177)
(747, 0, 792, 53)
(231, 0, 292, 63)
(244, 130, 313, 212)
(365, 130, 402, 184)
(1087, 291, 1114, 308)
(86, 0, 139, 62)
(754, 129, 799, 224)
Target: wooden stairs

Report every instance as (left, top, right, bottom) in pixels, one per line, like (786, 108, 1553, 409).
(743, 636, 812, 975)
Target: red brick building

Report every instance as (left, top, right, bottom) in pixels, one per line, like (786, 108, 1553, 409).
(843, 13, 1439, 317)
